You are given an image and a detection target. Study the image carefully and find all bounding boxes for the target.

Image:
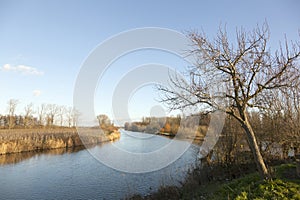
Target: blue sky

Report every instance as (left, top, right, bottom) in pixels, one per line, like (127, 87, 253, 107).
(0, 0, 299, 121)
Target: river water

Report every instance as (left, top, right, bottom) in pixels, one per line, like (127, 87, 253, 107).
(0, 130, 199, 199)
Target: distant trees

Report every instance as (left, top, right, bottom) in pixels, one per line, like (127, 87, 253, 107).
(71, 108, 80, 127)
(124, 114, 208, 136)
(45, 104, 58, 127)
(58, 105, 66, 127)
(23, 103, 34, 128)
(37, 104, 46, 126)
(96, 114, 118, 134)
(66, 107, 79, 127)
(163, 122, 171, 133)
(7, 99, 19, 129)
(158, 23, 300, 179)
(0, 99, 81, 129)
(97, 114, 111, 126)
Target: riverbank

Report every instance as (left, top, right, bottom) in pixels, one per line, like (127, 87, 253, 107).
(129, 163, 300, 199)
(0, 145, 86, 165)
(157, 131, 205, 142)
(0, 128, 120, 155)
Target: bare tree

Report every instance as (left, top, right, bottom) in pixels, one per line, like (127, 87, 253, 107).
(282, 84, 300, 141)
(58, 105, 66, 127)
(66, 107, 80, 127)
(159, 23, 300, 179)
(7, 99, 19, 129)
(45, 104, 59, 127)
(66, 107, 73, 127)
(37, 104, 46, 127)
(71, 108, 80, 127)
(24, 103, 34, 128)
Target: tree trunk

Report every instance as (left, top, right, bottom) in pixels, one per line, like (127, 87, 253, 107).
(241, 116, 270, 179)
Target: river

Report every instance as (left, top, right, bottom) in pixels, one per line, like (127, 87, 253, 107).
(0, 130, 200, 199)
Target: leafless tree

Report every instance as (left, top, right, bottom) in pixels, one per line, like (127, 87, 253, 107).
(282, 83, 300, 140)
(46, 104, 59, 127)
(66, 107, 73, 127)
(24, 103, 34, 128)
(7, 99, 19, 129)
(72, 108, 80, 127)
(159, 23, 300, 179)
(273, 83, 300, 156)
(37, 104, 46, 126)
(58, 105, 66, 127)
(65, 107, 80, 127)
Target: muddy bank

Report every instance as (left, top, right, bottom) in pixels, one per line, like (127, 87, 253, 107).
(0, 128, 120, 155)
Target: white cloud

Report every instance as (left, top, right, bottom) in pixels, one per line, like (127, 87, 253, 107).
(1, 64, 44, 75)
(33, 90, 42, 97)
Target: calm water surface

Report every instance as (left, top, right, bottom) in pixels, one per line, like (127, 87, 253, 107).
(0, 130, 199, 200)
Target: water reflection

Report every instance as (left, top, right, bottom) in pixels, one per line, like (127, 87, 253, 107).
(0, 146, 87, 165)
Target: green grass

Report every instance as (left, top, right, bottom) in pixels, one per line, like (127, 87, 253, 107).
(127, 164, 300, 200)
(210, 164, 300, 200)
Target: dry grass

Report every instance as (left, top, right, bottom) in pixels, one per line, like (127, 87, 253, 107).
(0, 127, 120, 155)
(0, 127, 77, 140)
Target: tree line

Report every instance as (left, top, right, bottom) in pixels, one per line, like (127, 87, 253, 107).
(0, 99, 118, 134)
(124, 114, 210, 136)
(0, 99, 80, 129)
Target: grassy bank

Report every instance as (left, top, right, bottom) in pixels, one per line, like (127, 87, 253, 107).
(129, 164, 300, 200)
(0, 127, 120, 155)
(209, 164, 300, 200)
